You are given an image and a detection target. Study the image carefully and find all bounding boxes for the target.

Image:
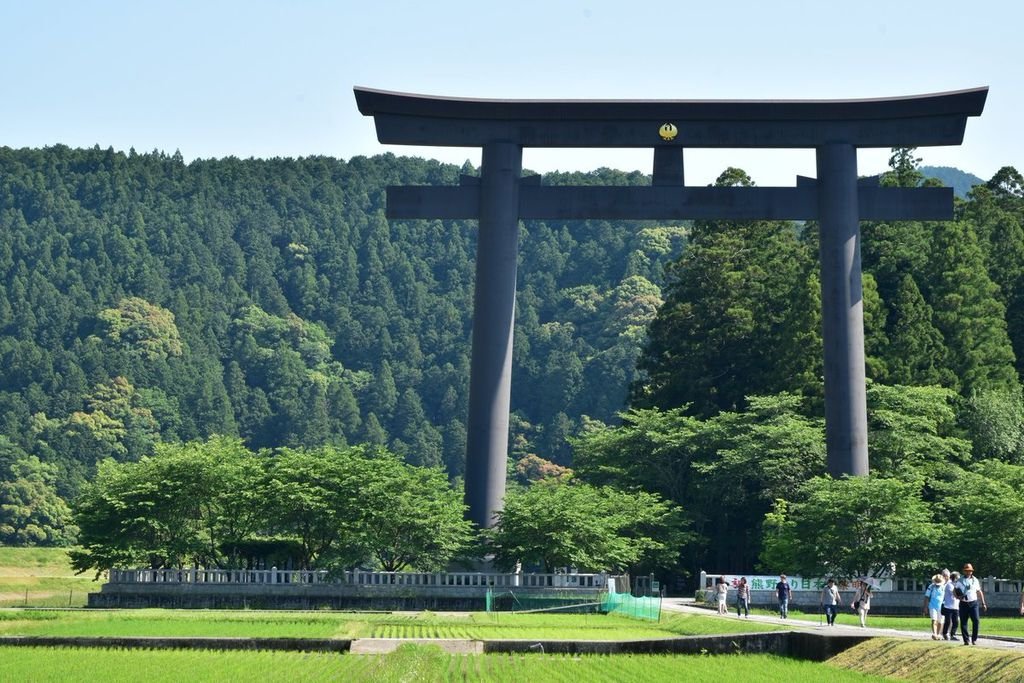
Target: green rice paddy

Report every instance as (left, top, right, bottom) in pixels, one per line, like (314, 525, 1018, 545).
(0, 643, 893, 682)
(0, 608, 782, 640)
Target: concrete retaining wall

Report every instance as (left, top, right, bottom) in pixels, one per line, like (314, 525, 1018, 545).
(88, 583, 604, 612)
(483, 631, 871, 660)
(0, 632, 870, 661)
(0, 636, 351, 652)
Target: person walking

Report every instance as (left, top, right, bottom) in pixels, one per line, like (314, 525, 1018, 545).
(776, 574, 791, 619)
(736, 577, 751, 618)
(923, 574, 944, 640)
(956, 563, 987, 645)
(820, 578, 842, 626)
(852, 579, 873, 628)
(715, 576, 729, 615)
(942, 569, 961, 641)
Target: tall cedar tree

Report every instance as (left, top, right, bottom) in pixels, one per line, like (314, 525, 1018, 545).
(634, 168, 820, 416)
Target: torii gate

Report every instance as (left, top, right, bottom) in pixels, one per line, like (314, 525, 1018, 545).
(354, 86, 988, 528)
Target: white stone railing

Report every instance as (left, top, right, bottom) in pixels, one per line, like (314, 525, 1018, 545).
(107, 568, 613, 590)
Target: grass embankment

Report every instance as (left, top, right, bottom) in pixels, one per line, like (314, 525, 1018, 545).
(0, 547, 100, 607)
(0, 643, 891, 682)
(0, 608, 783, 640)
(831, 638, 1024, 682)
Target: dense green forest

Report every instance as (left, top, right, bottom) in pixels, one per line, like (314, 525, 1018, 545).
(579, 159, 1024, 582)
(4, 144, 1024, 586)
(0, 145, 680, 498)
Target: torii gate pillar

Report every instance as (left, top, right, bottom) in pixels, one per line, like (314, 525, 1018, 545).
(465, 142, 523, 526)
(817, 143, 869, 476)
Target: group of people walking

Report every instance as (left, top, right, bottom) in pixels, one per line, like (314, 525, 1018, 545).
(923, 564, 987, 645)
(770, 573, 874, 627)
(715, 573, 874, 623)
(812, 575, 875, 627)
(715, 575, 748, 616)
(715, 575, 756, 617)
(713, 563, 989, 643)
(818, 576, 874, 627)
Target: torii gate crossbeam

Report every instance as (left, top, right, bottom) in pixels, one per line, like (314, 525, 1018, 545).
(354, 86, 988, 528)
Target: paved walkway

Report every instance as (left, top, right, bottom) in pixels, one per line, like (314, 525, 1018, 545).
(661, 599, 1024, 651)
(349, 638, 482, 654)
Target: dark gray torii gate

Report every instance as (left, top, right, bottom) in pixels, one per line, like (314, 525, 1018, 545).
(354, 86, 988, 528)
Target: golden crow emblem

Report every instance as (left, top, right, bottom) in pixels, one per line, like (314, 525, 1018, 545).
(659, 123, 678, 141)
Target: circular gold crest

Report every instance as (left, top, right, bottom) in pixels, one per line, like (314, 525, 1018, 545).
(659, 123, 678, 141)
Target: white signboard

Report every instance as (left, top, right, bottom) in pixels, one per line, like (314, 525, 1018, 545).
(706, 574, 893, 592)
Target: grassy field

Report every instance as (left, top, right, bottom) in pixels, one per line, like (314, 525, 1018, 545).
(832, 638, 1024, 682)
(0, 547, 101, 608)
(0, 607, 783, 640)
(0, 643, 893, 682)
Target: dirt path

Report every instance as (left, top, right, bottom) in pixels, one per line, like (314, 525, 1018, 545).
(349, 638, 482, 654)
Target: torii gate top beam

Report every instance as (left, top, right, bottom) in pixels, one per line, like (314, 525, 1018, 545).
(354, 86, 987, 149)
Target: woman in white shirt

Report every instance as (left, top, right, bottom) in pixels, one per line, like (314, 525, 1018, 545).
(851, 580, 873, 628)
(715, 576, 729, 615)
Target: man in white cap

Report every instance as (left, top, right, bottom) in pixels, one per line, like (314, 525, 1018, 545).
(955, 563, 987, 645)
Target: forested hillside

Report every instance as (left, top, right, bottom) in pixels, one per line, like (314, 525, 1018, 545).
(6, 143, 1024, 585)
(920, 165, 984, 197)
(0, 146, 683, 501)
(580, 160, 1024, 578)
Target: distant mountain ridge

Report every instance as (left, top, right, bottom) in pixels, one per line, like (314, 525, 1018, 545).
(920, 165, 984, 198)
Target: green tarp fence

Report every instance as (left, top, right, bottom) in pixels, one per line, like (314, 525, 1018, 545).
(485, 580, 661, 622)
(600, 587, 661, 622)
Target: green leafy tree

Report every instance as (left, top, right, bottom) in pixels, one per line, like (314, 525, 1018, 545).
(97, 296, 183, 360)
(262, 446, 367, 570)
(866, 383, 971, 477)
(70, 437, 264, 574)
(761, 476, 943, 579)
(986, 166, 1024, 198)
(352, 453, 473, 571)
(574, 395, 825, 574)
(961, 388, 1024, 462)
(572, 408, 703, 507)
(687, 394, 826, 571)
(931, 462, 1024, 577)
(0, 445, 76, 546)
(962, 175, 1024, 377)
(487, 480, 686, 573)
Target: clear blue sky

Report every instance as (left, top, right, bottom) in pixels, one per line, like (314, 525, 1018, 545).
(2, 1, 1018, 186)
